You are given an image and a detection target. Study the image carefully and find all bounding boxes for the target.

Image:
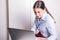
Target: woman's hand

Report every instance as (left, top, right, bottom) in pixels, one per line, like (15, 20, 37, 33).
(37, 37, 48, 40)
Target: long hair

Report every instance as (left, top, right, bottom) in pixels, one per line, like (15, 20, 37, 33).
(33, 0, 56, 23)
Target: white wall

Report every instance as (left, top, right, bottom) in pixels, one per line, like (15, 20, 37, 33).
(9, 0, 37, 30)
(0, 0, 7, 40)
(9, 0, 31, 30)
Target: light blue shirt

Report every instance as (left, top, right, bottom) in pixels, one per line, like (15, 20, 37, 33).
(31, 12, 57, 40)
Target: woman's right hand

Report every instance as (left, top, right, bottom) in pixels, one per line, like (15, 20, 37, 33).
(34, 29, 39, 34)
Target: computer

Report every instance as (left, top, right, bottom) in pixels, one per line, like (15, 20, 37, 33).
(8, 28, 36, 40)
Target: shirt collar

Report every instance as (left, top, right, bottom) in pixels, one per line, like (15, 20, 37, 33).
(40, 11, 47, 21)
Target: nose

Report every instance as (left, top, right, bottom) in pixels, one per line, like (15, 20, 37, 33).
(36, 13, 39, 16)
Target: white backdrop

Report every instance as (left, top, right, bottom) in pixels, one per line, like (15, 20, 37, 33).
(0, 0, 7, 40)
(9, 0, 31, 30)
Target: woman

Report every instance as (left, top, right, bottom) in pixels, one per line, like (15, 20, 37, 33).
(31, 0, 57, 40)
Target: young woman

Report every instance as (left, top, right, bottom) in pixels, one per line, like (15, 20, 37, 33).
(31, 0, 57, 40)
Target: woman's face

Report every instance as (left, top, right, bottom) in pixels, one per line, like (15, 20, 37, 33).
(34, 8, 45, 19)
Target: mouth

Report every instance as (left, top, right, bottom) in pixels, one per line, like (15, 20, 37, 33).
(36, 16, 41, 19)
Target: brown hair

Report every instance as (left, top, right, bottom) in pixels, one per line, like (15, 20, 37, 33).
(33, 0, 56, 23)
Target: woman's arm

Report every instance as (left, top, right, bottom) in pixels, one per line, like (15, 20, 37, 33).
(31, 22, 36, 32)
(46, 20, 57, 40)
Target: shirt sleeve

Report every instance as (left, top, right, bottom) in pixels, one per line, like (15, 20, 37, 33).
(46, 19, 57, 40)
(31, 22, 36, 32)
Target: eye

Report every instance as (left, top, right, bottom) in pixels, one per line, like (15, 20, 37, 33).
(38, 11, 40, 13)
